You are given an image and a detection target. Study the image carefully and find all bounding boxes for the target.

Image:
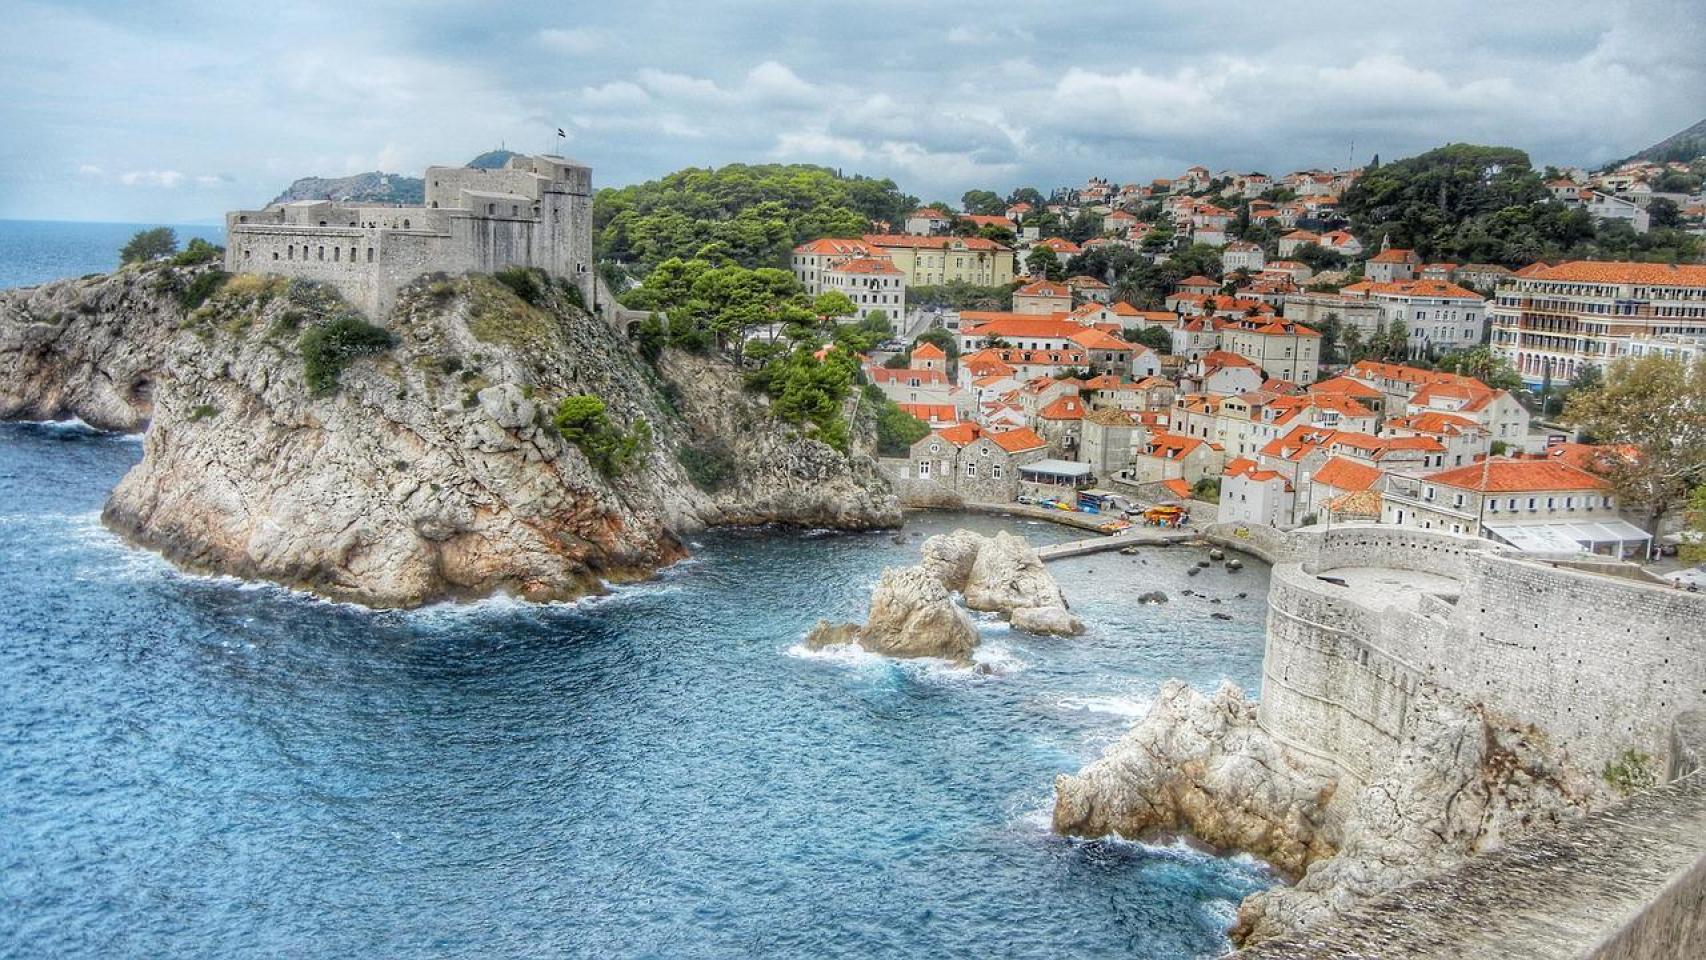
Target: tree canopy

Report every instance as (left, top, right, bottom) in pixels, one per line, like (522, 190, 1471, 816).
(120, 227, 178, 264)
(594, 164, 917, 275)
(1564, 354, 1706, 531)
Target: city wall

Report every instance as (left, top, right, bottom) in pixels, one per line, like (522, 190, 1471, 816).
(1256, 524, 1706, 785)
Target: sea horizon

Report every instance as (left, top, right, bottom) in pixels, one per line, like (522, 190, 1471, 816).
(0, 218, 228, 290)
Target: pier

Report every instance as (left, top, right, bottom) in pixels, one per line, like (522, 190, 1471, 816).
(1035, 527, 1197, 561)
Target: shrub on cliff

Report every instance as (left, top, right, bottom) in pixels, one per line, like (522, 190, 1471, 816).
(494, 267, 550, 305)
(171, 238, 223, 266)
(553, 395, 651, 476)
(178, 269, 231, 310)
(299, 315, 397, 395)
(864, 384, 929, 457)
(677, 445, 736, 492)
(120, 227, 177, 264)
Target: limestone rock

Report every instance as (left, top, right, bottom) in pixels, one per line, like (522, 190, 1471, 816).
(804, 566, 978, 664)
(962, 530, 1083, 635)
(919, 529, 986, 592)
(1052, 678, 1605, 947)
(1052, 680, 1340, 876)
(3, 267, 901, 606)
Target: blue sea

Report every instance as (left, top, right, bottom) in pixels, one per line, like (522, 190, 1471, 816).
(0, 420, 1276, 958)
(0, 220, 226, 290)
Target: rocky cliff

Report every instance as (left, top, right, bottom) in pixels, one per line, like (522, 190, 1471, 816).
(1053, 679, 1603, 946)
(0, 264, 898, 606)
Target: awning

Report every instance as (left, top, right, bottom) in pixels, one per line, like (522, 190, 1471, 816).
(1483, 519, 1652, 554)
(1020, 459, 1093, 478)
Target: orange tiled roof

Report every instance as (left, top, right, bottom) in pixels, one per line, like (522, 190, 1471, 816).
(1518, 261, 1706, 287)
(830, 257, 901, 275)
(1038, 397, 1086, 420)
(1310, 376, 1382, 399)
(794, 237, 874, 256)
(990, 427, 1047, 452)
(1313, 456, 1383, 492)
(1017, 279, 1072, 297)
(1425, 458, 1607, 492)
(910, 341, 945, 359)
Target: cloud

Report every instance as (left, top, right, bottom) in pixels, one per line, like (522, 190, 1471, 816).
(536, 27, 611, 55)
(118, 170, 185, 188)
(2, 0, 1701, 221)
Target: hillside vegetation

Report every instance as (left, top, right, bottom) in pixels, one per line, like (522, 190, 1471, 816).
(593, 164, 918, 276)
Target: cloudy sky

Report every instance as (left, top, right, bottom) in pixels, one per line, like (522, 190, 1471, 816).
(1, 0, 1701, 222)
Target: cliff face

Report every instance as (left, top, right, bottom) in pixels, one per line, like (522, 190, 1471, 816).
(0, 268, 183, 430)
(1053, 679, 1602, 947)
(0, 265, 898, 606)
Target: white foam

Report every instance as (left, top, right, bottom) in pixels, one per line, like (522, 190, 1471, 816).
(1055, 694, 1153, 721)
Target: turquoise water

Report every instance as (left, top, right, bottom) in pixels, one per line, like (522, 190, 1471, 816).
(0, 220, 226, 290)
(0, 421, 1275, 958)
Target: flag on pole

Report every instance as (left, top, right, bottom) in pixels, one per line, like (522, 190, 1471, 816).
(557, 128, 565, 138)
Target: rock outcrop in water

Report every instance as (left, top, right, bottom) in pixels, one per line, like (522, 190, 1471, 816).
(805, 566, 979, 664)
(1052, 679, 1602, 946)
(922, 529, 1083, 635)
(0, 264, 899, 606)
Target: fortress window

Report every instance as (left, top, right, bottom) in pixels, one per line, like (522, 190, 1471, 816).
(350, 247, 357, 262)
(319, 221, 327, 227)
(317, 246, 324, 260)
(487, 203, 495, 215)
(511, 204, 519, 216)
(239, 215, 248, 224)
(367, 248, 374, 263)
(333, 247, 340, 262)
(243, 249, 251, 259)
(403, 219, 411, 229)
(430, 202, 438, 208)
(272, 251, 279, 261)
(287, 246, 294, 261)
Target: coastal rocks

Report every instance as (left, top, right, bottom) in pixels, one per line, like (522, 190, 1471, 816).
(955, 528, 1085, 634)
(5, 265, 901, 606)
(1137, 591, 1168, 604)
(1230, 697, 1601, 944)
(1052, 679, 1604, 947)
(919, 528, 985, 592)
(1052, 680, 1341, 876)
(0, 267, 186, 431)
(805, 565, 979, 664)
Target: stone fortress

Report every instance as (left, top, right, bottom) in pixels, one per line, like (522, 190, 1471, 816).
(223, 154, 595, 319)
(1054, 521, 1706, 957)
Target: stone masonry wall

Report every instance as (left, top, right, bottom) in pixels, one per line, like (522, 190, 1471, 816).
(1255, 523, 1706, 784)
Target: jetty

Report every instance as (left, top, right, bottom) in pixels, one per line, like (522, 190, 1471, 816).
(1036, 526, 1196, 561)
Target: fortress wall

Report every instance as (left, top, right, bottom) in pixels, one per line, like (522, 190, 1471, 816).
(1233, 770, 1706, 960)
(1256, 524, 1706, 782)
(225, 227, 388, 318)
(1261, 563, 1425, 781)
(1415, 552, 1706, 773)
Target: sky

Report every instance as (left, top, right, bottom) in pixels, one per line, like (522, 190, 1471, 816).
(1, 0, 1702, 222)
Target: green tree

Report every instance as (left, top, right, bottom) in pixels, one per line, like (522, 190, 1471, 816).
(812, 290, 858, 320)
(961, 189, 1004, 215)
(121, 227, 178, 264)
(1121, 325, 1174, 354)
(1436, 347, 1524, 392)
(1564, 355, 1706, 533)
(1647, 198, 1682, 230)
(554, 394, 650, 476)
(865, 384, 931, 456)
(1682, 484, 1706, 564)
(1025, 246, 1065, 281)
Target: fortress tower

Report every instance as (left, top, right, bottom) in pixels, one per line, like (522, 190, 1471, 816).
(222, 154, 595, 320)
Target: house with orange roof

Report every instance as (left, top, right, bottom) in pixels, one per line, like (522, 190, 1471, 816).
(1176, 275, 1220, 296)
(864, 363, 959, 409)
(1065, 274, 1112, 304)
(903, 207, 953, 236)
(1381, 458, 1647, 554)
(1308, 375, 1386, 419)
(896, 403, 961, 429)
(1067, 327, 1149, 377)
(1258, 394, 1377, 445)
(1035, 395, 1088, 455)
(1340, 278, 1487, 357)
(1014, 278, 1073, 315)
(1033, 237, 1082, 258)
(961, 214, 1016, 233)
(1129, 431, 1224, 486)
(1191, 350, 1266, 396)
(1298, 456, 1386, 524)
(862, 234, 1015, 288)
(1405, 379, 1530, 450)
(1220, 457, 1296, 527)
(1278, 229, 1320, 257)
(1366, 247, 1421, 283)
(1317, 230, 1363, 256)
(1382, 410, 1490, 467)
(899, 423, 1050, 504)
(1218, 316, 1322, 384)
(1488, 260, 1706, 389)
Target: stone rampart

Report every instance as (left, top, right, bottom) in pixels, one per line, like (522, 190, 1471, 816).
(1256, 522, 1706, 784)
(1230, 768, 1706, 960)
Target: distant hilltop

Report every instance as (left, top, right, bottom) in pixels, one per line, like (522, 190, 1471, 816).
(268, 149, 520, 205)
(1622, 116, 1706, 165)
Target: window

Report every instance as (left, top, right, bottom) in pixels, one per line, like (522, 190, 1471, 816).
(243, 249, 251, 259)
(1527, 497, 1537, 511)
(271, 251, 279, 261)
(1488, 499, 1499, 513)
(992, 464, 1003, 479)
(917, 460, 931, 479)
(402, 219, 410, 229)
(367, 248, 375, 263)
(317, 246, 325, 261)
(965, 463, 977, 479)
(333, 247, 340, 262)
